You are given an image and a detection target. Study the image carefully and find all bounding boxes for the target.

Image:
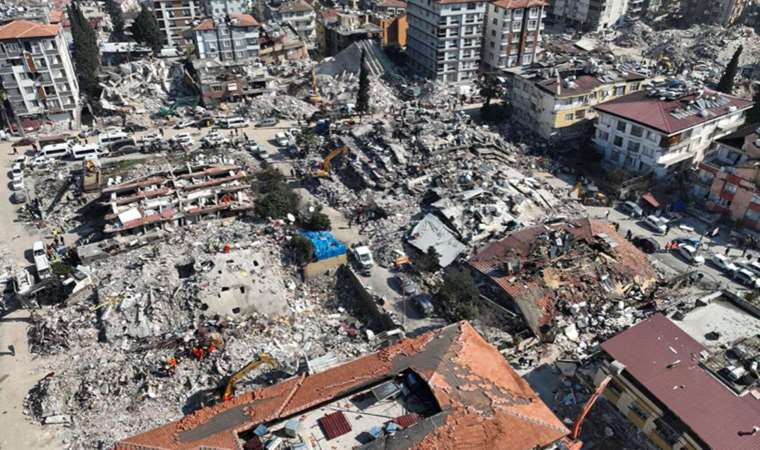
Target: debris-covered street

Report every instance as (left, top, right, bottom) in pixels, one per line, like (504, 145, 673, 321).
(1, 1, 760, 449)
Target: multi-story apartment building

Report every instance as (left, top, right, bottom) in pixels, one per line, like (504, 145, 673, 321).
(202, 0, 251, 17)
(192, 13, 260, 61)
(549, 0, 629, 31)
(692, 124, 760, 231)
(154, 0, 203, 48)
(407, 0, 486, 83)
(482, 0, 547, 72)
(681, 0, 752, 27)
(278, 0, 316, 42)
(0, 20, 79, 124)
(504, 62, 646, 140)
(593, 84, 752, 178)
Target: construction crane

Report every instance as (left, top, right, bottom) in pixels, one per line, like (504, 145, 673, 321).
(223, 353, 277, 401)
(313, 145, 349, 178)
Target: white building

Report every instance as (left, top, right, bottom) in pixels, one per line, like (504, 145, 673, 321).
(0, 20, 80, 124)
(482, 0, 547, 71)
(192, 13, 260, 61)
(593, 85, 752, 178)
(549, 0, 629, 31)
(153, 0, 203, 48)
(202, 0, 251, 17)
(407, 0, 486, 83)
(268, 0, 316, 43)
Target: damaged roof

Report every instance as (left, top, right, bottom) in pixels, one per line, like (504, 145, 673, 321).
(407, 213, 466, 267)
(0, 19, 59, 39)
(469, 218, 656, 337)
(491, 0, 548, 9)
(115, 322, 572, 450)
(601, 314, 760, 450)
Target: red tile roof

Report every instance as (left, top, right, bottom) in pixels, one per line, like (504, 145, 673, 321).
(49, 9, 63, 24)
(601, 314, 760, 450)
(492, 0, 548, 9)
(115, 322, 573, 450)
(0, 20, 59, 40)
(318, 411, 351, 440)
(537, 72, 646, 98)
(595, 89, 753, 135)
(193, 14, 260, 31)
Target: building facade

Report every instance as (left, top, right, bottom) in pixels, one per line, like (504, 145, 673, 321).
(0, 20, 79, 124)
(371, 0, 408, 48)
(681, 0, 752, 27)
(593, 85, 752, 178)
(549, 0, 629, 31)
(692, 125, 760, 231)
(202, 0, 251, 17)
(192, 13, 260, 61)
(482, 0, 546, 72)
(274, 0, 316, 43)
(153, 0, 203, 48)
(505, 63, 646, 140)
(407, 0, 486, 83)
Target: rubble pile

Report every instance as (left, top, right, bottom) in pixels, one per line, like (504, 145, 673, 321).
(247, 93, 318, 120)
(99, 58, 176, 113)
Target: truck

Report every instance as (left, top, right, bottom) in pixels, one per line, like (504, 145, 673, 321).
(32, 241, 51, 281)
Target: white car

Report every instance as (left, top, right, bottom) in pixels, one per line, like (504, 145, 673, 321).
(709, 254, 738, 273)
(11, 179, 24, 191)
(171, 133, 193, 146)
(174, 119, 195, 129)
(245, 142, 266, 158)
(274, 132, 290, 147)
(734, 268, 760, 289)
(201, 132, 229, 147)
(32, 155, 51, 167)
(11, 162, 23, 179)
(140, 133, 163, 144)
(643, 215, 668, 234)
(675, 245, 704, 265)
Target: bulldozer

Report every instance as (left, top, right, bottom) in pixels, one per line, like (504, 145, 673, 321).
(312, 145, 349, 178)
(223, 353, 278, 401)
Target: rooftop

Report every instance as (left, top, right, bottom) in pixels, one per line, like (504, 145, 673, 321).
(279, 0, 314, 14)
(594, 84, 753, 135)
(469, 218, 657, 338)
(115, 322, 574, 450)
(601, 313, 760, 450)
(193, 13, 260, 31)
(491, 0, 548, 9)
(376, 0, 408, 8)
(0, 19, 59, 40)
(510, 62, 646, 98)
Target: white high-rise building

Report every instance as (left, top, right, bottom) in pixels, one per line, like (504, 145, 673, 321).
(407, 0, 486, 83)
(482, 0, 547, 71)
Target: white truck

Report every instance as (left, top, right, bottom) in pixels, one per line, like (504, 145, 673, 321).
(32, 241, 51, 280)
(351, 246, 374, 275)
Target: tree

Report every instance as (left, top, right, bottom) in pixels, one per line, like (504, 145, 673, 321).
(300, 208, 331, 231)
(132, 4, 162, 54)
(67, 3, 100, 99)
(717, 45, 742, 94)
(436, 268, 480, 321)
(255, 185, 300, 219)
(416, 246, 441, 273)
(287, 235, 314, 266)
(253, 164, 287, 194)
(104, 0, 125, 39)
(746, 83, 760, 124)
(355, 49, 370, 114)
(480, 73, 506, 122)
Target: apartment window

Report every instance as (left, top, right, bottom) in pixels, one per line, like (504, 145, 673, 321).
(615, 86, 625, 96)
(211, 85, 223, 92)
(489, 41, 495, 48)
(646, 130, 658, 142)
(508, 55, 518, 66)
(24, 87, 34, 94)
(629, 403, 648, 421)
(527, 19, 537, 30)
(529, 7, 539, 18)
(564, 113, 573, 121)
(467, 2, 476, 9)
(746, 208, 760, 222)
(522, 53, 532, 65)
(724, 183, 737, 194)
(616, 121, 627, 132)
(575, 109, 586, 119)
(514, 9, 523, 18)
(614, 135, 623, 147)
(492, 18, 498, 25)
(627, 141, 640, 153)
(642, 147, 654, 158)
(5, 43, 19, 52)
(597, 130, 610, 141)
(630, 125, 643, 137)
(512, 21, 522, 31)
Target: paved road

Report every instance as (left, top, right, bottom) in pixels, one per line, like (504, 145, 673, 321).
(586, 205, 753, 293)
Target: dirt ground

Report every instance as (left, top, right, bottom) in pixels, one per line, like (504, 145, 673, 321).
(0, 138, 63, 450)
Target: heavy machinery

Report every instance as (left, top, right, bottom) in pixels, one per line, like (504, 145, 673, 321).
(313, 145, 349, 177)
(307, 67, 323, 105)
(223, 353, 277, 401)
(571, 181, 610, 206)
(158, 96, 200, 118)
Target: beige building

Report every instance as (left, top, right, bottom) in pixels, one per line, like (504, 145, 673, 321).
(482, 0, 547, 71)
(504, 63, 646, 141)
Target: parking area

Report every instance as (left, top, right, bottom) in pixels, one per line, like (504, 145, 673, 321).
(587, 204, 758, 293)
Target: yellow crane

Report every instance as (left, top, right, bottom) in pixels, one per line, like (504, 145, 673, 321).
(313, 145, 349, 177)
(223, 353, 277, 401)
(308, 67, 323, 105)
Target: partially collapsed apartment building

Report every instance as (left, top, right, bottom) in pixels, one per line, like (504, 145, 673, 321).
(101, 164, 252, 235)
(469, 218, 657, 340)
(594, 82, 752, 178)
(116, 321, 580, 450)
(597, 303, 760, 450)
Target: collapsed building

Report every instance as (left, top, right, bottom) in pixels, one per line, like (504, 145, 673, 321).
(115, 321, 581, 450)
(469, 218, 657, 342)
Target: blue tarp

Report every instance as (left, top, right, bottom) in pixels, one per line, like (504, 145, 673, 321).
(300, 230, 347, 261)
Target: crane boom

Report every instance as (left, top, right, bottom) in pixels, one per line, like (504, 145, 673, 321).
(571, 375, 612, 440)
(223, 353, 277, 401)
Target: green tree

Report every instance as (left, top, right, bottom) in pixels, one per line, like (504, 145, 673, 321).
(67, 3, 100, 98)
(717, 45, 742, 94)
(132, 4, 162, 54)
(255, 185, 300, 219)
(287, 235, 314, 266)
(300, 209, 331, 231)
(355, 49, 370, 114)
(416, 246, 441, 273)
(253, 164, 287, 194)
(104, 0, 125, 39)
(436, 268, 480, 321)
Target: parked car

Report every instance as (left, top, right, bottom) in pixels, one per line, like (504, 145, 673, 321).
(140, 133, 163, 144)
(642, 215, 668, 234)
(709, 254, 738, 273)
(11, 162, 23, 179)
(171, 133, 193, 146)
(174, 119, 195, 129)
(201, 132, 229, 147)
(274, 132, 290, 147)
(734, 268, 760, 289)
(674, 237, 702, 249)
(256, 117, 278, 127)
(32, 240, 51, 280)
(674, 244, 704, 265)
(245, 142, 266, 159)
(619, 201, 643, 218)
(737, 260, 760, 278)
(632, 236, 660, 254)
(412, 294, 434, 317)
(396, 275, 419, 296)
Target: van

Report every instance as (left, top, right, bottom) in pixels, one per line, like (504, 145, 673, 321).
(40, 142, 71, 159)
(217, 117, 249, 129)
(71, 144, 103, 160)
(98, 131, 128, 147)
(32, 241, 51, 280)
(643, 215, 667, 234)
(734, 268, 760, 289)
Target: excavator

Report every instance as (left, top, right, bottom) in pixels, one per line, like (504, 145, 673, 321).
(308, 67, 323, 105)
(223, 353, 278, 401)
(312, 145, 349, 178)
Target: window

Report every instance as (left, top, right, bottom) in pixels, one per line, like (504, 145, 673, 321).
(529, 7, 539, 18)
(527, 20, 537, 30)
(211, 85, 223, 92)
(493, 18, 497, 24)
(597, 130, 609, 141)
(467, 2, 476, 9)
(724, 183, 737, 194)
(642, 147, 654, 157)
(564, 113, 574, 121)
(5, 42, 19, 52)
(629, 403, 648, 421)
(614, 135, 624, 147)
(630, 125, 643, 137)
(522, 53, 532, 65)
(575, 109, 586, 119)
(616, 121, 627, 132)
(746, 208, 760, 222)
(512, 21, 522, 31)
(615, 86, 625, 96)
(627, 141, 640, 153)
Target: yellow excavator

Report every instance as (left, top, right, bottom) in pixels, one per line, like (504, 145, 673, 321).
(308, 67, 323, 105)
(313, 145, 349, 178)
(223, 353, 277, 401)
